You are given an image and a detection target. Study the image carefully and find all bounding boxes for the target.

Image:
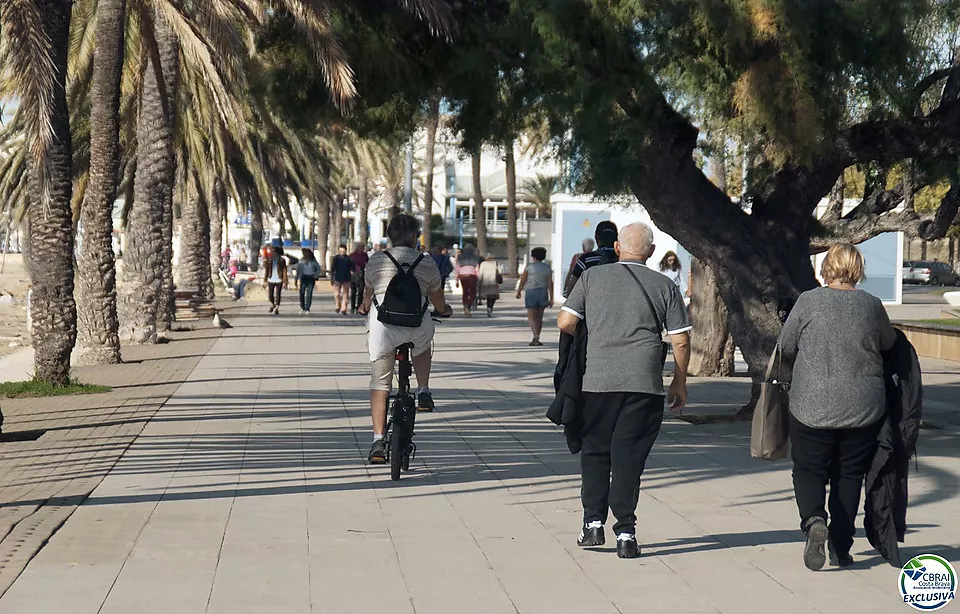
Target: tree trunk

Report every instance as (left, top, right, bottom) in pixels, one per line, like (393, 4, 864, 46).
(118, 9, 175, 344)
(249, 196, 263, 271)
(156, 23, 179, 334)
(76, 0, 124, 366)
(176, 184, 208, 298)
(505, 142, 519, 275)
(358, 176, 370, 247)
(26, 0, 76, 386)
(281, 198, 299, 242)
(423, 94, 440, 250)
(331, 195, 344, 252)
(200, 191, 213, 299)
(315, 196, 330, 271)
(688, 258, 736, 377)
(471, 151, 488, 255)
(209, 179, 225, 284)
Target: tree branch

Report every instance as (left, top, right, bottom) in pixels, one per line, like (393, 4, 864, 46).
(811, 210, 920, 253)
(842, 184, 904, 220)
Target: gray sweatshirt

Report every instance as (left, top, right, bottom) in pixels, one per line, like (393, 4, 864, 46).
(778, 287, 896, 429)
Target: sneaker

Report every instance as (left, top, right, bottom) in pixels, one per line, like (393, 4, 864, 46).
(487, 308, 493, 318)
(802, 517, 828, 571)
(616, 533, 640, 559)
(298, 309, 305, 315)
(417, 391, 435, 413)
(577, 521, 604, 547)
(335, 307, 341, 314)
(368, 439, 387, 464)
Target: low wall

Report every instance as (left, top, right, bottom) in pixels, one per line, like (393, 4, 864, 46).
(895, 322, 960, 362)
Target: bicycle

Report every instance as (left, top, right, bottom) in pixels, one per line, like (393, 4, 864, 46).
(384, 307, 452, 481)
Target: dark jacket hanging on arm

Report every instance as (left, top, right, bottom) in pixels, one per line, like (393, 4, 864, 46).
(864, 329, 923, 568)
(547, 319, 587, 454)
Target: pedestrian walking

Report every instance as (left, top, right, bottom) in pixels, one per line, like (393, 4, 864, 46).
(263, 245, 288, 315)
(778, 242, 897, 571)
(456, 244, 481, 316)
(563, 221, 619, 298)
(557, 223, 691, 559)
(296, 248, 321, 314)
(330, 244, 354, 315)
(658, 251, 688, 295)
(563, 238, 595, 298)
(515, 247, 554, 346)
(478, 254, 502, 317)
(431, 245, 455, 294)
(350, 242, 370, 314)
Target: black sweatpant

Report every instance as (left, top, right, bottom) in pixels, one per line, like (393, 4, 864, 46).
(790, 415, 882, 556)
(268, 282, 282, 307)
(581, 392, 664, 535)
(351, 277, 365, 312)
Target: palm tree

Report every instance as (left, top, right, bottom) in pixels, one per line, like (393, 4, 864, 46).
(470, 150, 488, 255)
(0, 0, 78, 385)
(521, 173, 558, 219)
(504, 140, 518, 276)
(76, 0, 125, 364)
(422, 93, 440, 249)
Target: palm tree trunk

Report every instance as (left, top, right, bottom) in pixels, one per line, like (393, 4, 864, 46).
(315, 196, 330, 271)
(423, 94, 440, 249)
(200, 191, 214, 299)
(76, 0, 124, 365)
(471, 151, 488, 255)
(119, 14, 176, 344)
(177, 183, 208, 298)
(26, 0, 76, 386)
(331, 195, 344, 253)
(358, 176, 370, 246)
(209, 179, 225, 284)
(505, 141, 519, 276)
(250, 196, 263, 270)
(156, 24, 180, 334)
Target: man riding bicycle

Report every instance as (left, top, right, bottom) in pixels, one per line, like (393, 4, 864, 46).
(359, 214, 452, 464)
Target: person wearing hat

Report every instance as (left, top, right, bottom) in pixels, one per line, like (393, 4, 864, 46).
(563, 221, 619, 298)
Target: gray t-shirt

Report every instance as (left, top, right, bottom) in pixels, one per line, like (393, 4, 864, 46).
(779, 287, 896, 429)
(562, 261, 692, 394)
(366, 247, 442, 297)
(525, 261, 552, 289)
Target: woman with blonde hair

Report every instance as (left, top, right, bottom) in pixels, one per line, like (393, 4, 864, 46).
(779, 243, 896, 571)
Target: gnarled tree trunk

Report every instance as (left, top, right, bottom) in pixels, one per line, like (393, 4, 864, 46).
(76, 0, 124, 365)
(688, 257, 736, 377)
(26, 0, 77, 386)
(471, 151, 488, 255)
(505, 142, 519, 275)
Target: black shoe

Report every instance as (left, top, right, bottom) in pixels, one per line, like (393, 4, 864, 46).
(368, 439, 387, 464)
(577, 522, 604, 547)
(417, 391, 435, 413)
(828, 543, 855, 567)
(616, 533, 640, 559)
(802, 517, 828, 571)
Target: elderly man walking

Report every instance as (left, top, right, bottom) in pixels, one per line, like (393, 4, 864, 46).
(557, 223, 692, 558)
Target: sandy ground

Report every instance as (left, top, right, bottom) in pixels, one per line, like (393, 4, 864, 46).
(0, 253, 29, 360)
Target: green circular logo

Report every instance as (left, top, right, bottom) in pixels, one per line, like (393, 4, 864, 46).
(900, 554, 957, 611)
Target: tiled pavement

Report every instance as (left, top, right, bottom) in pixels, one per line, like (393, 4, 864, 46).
(0, 295, 958, 614)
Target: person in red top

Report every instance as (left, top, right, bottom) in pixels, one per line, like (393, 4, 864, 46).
(350, 242, 370, 314)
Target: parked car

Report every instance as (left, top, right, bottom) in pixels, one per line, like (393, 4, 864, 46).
(903, 260, 960, 286)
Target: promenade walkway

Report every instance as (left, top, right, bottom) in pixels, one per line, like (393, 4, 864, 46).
(0, 294, 958, 614)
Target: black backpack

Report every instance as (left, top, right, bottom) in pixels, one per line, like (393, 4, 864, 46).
(374, 251, 428, 327)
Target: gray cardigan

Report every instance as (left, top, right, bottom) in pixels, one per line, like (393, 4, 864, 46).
(778, 287, 896, 429)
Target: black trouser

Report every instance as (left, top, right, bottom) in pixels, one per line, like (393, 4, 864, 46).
(486, 297, 498, 311)
(351, 277, 365, 312)
(581, 392, 664, 535)
(268, 282, 282, 307)
(790, 415, 882, 556)
(299, 277, 316, 311)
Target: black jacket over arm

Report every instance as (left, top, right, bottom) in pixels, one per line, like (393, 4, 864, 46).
(864, 330, 922, 567)
(547, 320, 587, 454)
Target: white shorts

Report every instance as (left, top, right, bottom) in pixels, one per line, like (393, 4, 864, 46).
(369, 346, 431, 391)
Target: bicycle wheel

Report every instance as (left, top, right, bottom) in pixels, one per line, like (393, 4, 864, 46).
(390, 401, 404, 481)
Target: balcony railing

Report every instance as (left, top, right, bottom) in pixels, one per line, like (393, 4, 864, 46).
(445, 220, 529, 238)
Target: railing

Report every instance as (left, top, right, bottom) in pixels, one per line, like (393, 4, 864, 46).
(445, 220, 529, 237)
